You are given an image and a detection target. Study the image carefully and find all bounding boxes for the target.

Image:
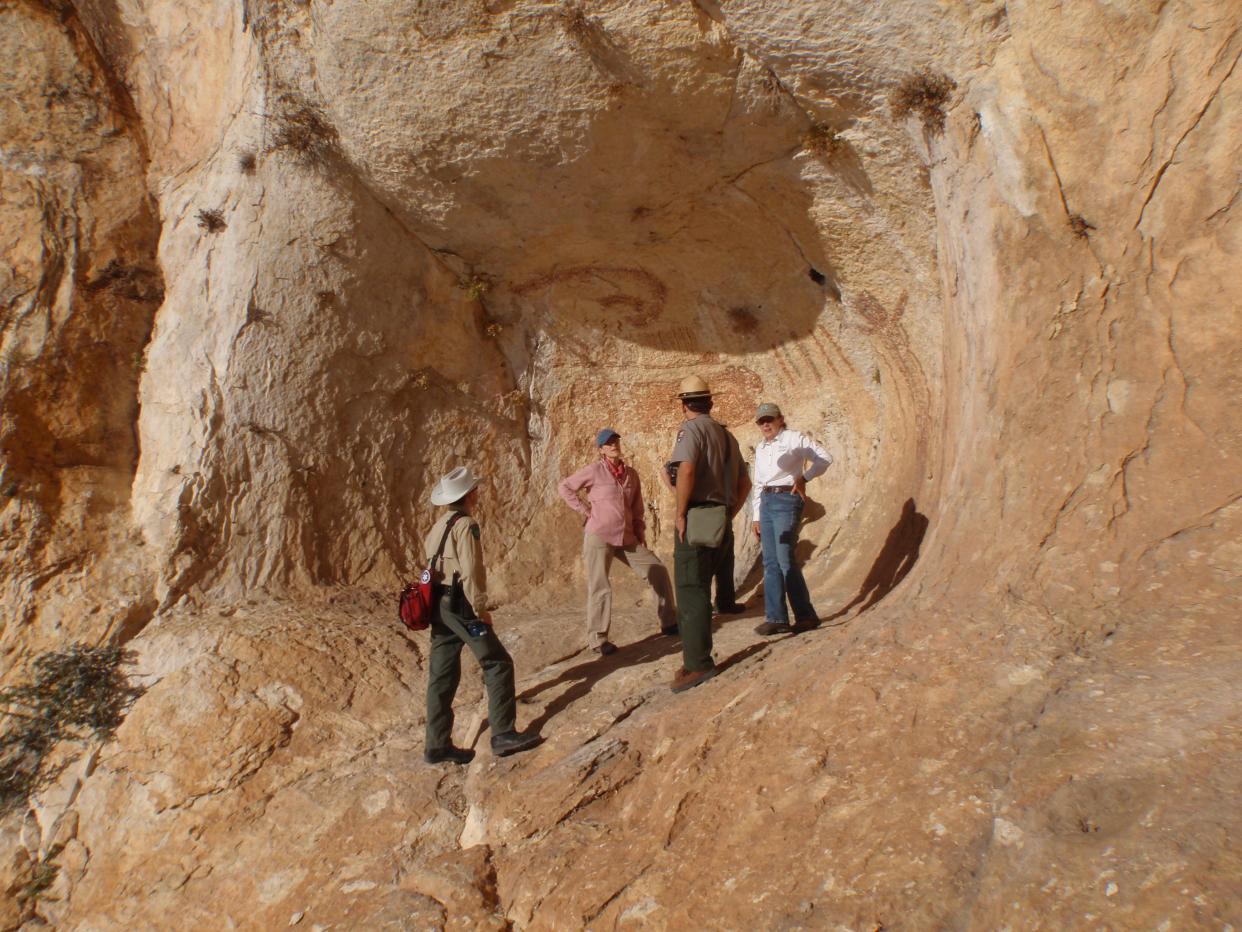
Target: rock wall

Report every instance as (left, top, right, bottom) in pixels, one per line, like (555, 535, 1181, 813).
(1, 0, 1239, 928)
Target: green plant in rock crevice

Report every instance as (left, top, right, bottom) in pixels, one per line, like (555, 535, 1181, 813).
(459, 273, 493, 302)
(0, 646, 144, 816)
(17, 859, 59, 905)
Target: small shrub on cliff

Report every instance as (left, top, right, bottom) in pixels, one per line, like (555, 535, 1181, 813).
(238, 151, 257, 174)
(1069, 214, 1095, 239)
(269, 100, 340, 165)
(890, 70, 956, 135)
(803, 123, 844, 159)
(459, 274, 492, 302)
(557, 4, 593, 42)
(86, 260, 164, 303)
(0, 646, 144, 815)
(197, 209, 227, 234)
(17, 860, 58, 904)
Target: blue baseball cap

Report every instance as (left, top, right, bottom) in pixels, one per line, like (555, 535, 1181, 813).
(595, 428, 621, 447)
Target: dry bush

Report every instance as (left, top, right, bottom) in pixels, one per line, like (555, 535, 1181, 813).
(803, 123, 844, 159)
(1069, 214, 1095, 239)
(890, 70, 956, 135)
(86, 260, 164, 303)
(557, 4, 593, 42)
(238, 151, 257, 174)
(269, 99, 340, 165)
(196, 209, 226, 233)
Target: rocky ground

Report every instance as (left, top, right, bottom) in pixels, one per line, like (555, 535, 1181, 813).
(5, 569, 1237, 929)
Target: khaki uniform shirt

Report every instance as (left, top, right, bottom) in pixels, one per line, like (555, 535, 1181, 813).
(669, 414, 744, 507)
(424, 508, 488, 614)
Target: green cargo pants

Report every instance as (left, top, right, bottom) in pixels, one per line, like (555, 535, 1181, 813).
(714, 522, 736, 611)
(425, 596, 516, 750)
(674, 537, 722, 672)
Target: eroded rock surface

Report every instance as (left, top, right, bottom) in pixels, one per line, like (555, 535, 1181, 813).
(1, 0, 1239, 928)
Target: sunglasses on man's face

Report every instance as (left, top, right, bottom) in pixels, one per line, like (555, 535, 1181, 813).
(757, 417, 776, 425)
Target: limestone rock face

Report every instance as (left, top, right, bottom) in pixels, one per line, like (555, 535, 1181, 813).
(1, 0, 1239, 928)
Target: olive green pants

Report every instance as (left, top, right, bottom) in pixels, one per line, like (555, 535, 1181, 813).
(674, 537, 722, 672)
(425, 597, 516, 750)
(714, 522, 736, 610)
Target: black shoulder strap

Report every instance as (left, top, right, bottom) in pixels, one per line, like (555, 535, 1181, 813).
(431, 512, 467, 572)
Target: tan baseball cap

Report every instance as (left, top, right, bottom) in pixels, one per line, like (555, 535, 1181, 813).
(755, 402, 783, 421)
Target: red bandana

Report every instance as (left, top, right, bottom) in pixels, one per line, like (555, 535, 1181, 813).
(602, 456, 626, 485)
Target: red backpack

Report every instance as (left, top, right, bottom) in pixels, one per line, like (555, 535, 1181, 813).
(398, 513, 466, 632)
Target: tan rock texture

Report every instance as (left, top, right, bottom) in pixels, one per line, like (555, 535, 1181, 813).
(1, 0, 1239, 928)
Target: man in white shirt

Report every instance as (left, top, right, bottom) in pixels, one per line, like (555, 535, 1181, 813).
(749, 403, 833, 635)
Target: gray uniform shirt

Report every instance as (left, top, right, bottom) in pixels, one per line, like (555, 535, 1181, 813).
(670, 414, 744, 507)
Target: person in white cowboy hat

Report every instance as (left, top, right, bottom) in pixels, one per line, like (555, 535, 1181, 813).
(749, 402, 833, 636)
(558, 427, 677, 655)
(666, 375, 751, 693)
(422, 465, 539, 763)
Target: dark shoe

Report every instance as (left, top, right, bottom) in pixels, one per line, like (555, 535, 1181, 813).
(791, 617, 821, 634)
(491, 729, 541, 757)
(754, 620, 792, 636)
(597, 641, 617, 656)
(424, 745, 475, 765)
(670, 666, 718, 693)
(660, 625, 680, 637)
(716, 603, 746, 614)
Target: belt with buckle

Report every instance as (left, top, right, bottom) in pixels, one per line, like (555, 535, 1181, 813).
(762, 485, 795, 494)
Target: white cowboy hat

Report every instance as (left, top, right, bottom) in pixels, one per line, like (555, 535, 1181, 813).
(430, 465, 480, 506)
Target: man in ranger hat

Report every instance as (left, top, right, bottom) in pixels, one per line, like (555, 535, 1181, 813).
(666, 375, 751, 692)
(422, 466, 540, 763)
(559, 428, 677, 655)
(659, 460, 746, 617)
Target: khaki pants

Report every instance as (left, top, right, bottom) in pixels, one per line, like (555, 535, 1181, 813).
(583, 532, 676, 647)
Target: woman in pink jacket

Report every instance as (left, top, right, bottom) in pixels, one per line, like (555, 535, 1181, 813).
(558, 428, 678, 655)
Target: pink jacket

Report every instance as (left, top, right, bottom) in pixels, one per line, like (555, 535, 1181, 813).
(558, 459, 646, 547)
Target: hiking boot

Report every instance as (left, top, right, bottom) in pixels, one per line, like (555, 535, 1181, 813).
(670, 665, 718, 693)
(791, 617, 821, 634)
(491, 729, 541, 757)
(660, 624, 680, 637)
(424, 745, 475, 765)
(715, 603, 746, 614)
(754, 620, 792, 636)
(597, 641, 617, 656)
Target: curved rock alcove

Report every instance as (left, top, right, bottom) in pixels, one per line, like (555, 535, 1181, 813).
(1, 1, 1239, 928)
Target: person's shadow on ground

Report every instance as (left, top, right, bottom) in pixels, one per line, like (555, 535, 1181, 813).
(516, 632, 683, 734)
(514, 601, 777, 735)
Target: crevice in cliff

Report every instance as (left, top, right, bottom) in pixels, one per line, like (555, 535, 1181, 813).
(1135, 44, 1241, 231)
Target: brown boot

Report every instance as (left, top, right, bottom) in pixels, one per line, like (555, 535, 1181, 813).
(670, 666, 718, 693)
(791, 617, 821, 634)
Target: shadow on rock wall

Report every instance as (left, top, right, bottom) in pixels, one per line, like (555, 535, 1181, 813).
(827, 497, 928, 620)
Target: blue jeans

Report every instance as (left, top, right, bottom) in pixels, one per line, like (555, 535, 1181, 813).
(760, 492, 817, 624)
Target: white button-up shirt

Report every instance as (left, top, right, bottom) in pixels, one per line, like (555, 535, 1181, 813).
(751, 428, 833, 519)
